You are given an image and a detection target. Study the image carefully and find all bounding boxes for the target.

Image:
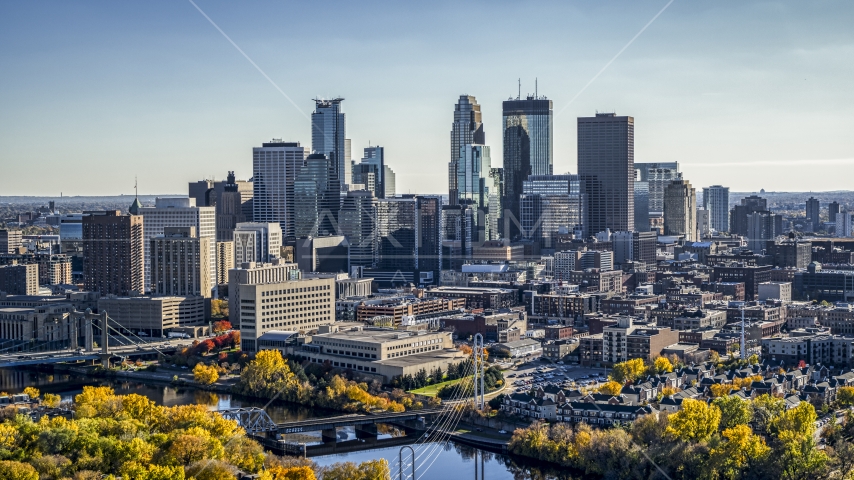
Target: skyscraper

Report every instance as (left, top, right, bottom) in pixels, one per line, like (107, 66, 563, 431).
(312, 98, 348, 188)
(663, 180, 697, 241)
(82, 210, 144, 296)
(150, 226, 212, 298)
(702, 185, 730, 233)
(376, 197, 417, 271)
(139, 198, 216, 295)
(747, 212, 781, 252)
(216, 171, 252, 241)
(252, 140, 306, 238)
(806, 197, 820, 231)
(730, 195, 768, 236)
(293, 154, 340, 237)
(416, 195, 443, 284)
(353, 146, 396, 199)
(829, 201, 840, 223)
(339, 190, 377, 268)
(503, 95, 553, 239)
(578, 113, 634, 235)
(520, 174, 586, 249)
(450, 96, 485, 204)
(454, 144, 496, 242)
(635, 163, 681, 215)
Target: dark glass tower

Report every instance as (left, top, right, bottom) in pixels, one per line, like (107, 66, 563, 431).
(502, 96, 553, 239)
(450, 96, 485, 205)
(293, 154, 340, 237)
(312, 98, 347, 188)
(577, 112, 634, 235)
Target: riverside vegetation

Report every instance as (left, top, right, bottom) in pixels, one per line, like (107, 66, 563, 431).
(0, 386, 390, 480)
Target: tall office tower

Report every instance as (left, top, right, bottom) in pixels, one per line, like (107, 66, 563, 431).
(454, 144, 495, 242)
(188, 180, 216, 207)
(139, 198, 216, 295)
(829, 201, 841, 223)
(150, 227, 212, 297)
(234, 222, 282, 265)
(0, 230, 22, 254)
(376, 197, 417, 271)
(216, 172, 250, 241)
(578, 113, 634, 236)
(747, 212, 781, 252)
(189, 174, 253, 220)
(82, 210, 144, 296)
(293, 154, 340, 237)
(702, 185, 730, 233)
(450, 95, 485, 205)
(502, 95, 554, 239)
(312, 98, 348, 188)
(838, 210, 853, 238)
(441, 204, 474, 270)
(345, 138, 352, 176)
(352, 146, 396, 199)
(806, 197, 821, 231)
(488, 168, 504, 239)
(635, 163, 681, 215)
(339, 190, 377, 268)
(215, 241, 233, 286)
(697, 208, 711, 238)
(634, 180, 650, 232)
(253, 140, 306, 238)
(730, 195, 768, 236)
(360, 146, 385, 197)
(520, 174, 586, 250)
(663, 180, 697, 241)
(416, 195, 443, 284)
(383, 166, 396, 198)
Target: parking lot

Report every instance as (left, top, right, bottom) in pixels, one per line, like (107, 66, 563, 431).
(502, 358, 610, 394)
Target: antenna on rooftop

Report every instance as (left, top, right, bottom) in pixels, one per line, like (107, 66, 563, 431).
(518, 78, 521, 100)
(536, 77, 538, 98)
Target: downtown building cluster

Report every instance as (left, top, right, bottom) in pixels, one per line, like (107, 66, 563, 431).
(6, 93, 854, 392)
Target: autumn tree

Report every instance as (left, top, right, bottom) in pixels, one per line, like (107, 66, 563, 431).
(838, 386, 854, 407)
(609, 358, 646, 384)
(212, 320, 232, 333)
(0, 461, 38, 480)
(194, 363, 220, 385)
(22, 387, 39, 400)
(653, 356, 674, 374)
(598, 381, 623, 396)
(713, 395, 752, 430)
(709, 424, 770, 479)
(41, 393, 61, 409)
(666, 398, 721, 442)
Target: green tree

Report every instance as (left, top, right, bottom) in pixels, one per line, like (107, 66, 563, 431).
(773, 402, 817, 438)
(666, 398, 721, 442)
(0, 461, 39, 480)
(713, 395, 753, 430)
(838, 386, 854, 407)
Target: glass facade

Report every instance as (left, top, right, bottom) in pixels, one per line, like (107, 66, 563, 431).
(293, 154, 340, 237)
(339, 191, 377, 268)
(502, 97, 553, 239)
(311, 98, 348, 187)
(520, 175, 585, 249)
(449, 96, 485, 204)
(635, 162, 680, 215)
(252, 141, 306, 237)
(702, 185, 730, 233)
(376, 198, 417, 271)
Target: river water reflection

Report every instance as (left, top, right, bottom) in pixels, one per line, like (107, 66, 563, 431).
(1, 368, 583, 479)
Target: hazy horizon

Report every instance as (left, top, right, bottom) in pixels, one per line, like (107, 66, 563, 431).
(2, 1, 853, 196)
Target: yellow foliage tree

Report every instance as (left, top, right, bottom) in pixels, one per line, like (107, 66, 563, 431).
(41, 393, 61, 409)
(666, 398, 721, 442)
(0, 461, 38, 480)
(609, 358, 646, 384)
(709, 424, 770, 479)
(773, 401, 817, 437)
(266, 465, 317, 480)
(598, 381, 623, 396)
(838, 386, 854, 407)
(22, 387, 39, 400)
(709, 383, 734, 398)
(194, 363, 220, 385)
(653, 356, 674, 374)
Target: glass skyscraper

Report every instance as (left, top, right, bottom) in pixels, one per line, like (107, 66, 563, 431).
(312, 98, 348, 188)
(454, 144, 497, 242)
(520, 174, 585, 249)
(502, 96, 553, 239)
(450, 96, 485, 205)
(635, 162, 681, 215)
(702, 185, 730, 233)
(293, 154, 340, 237)
(578, 113, 634, 235)
(339, 190, 377, 267)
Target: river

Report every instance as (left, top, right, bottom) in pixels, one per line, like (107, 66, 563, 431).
(0, 368, 581, 479)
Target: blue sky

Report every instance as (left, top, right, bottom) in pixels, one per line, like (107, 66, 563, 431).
(1, 1, 853, 196)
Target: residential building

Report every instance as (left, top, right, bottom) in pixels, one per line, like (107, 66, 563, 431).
(503, 96, 553, 238)
(150, 227, 212, 297)
(0, 254, 72, 286)
(767, 239, 812, 269)
(139, 197, 216, 295)
(612, 231, 657, 266)
(702, 185, 730, 233)
(839, 210, 853, 238)
(0, 264, 38, 295)
(578, 113, 634, 235)
(252, 140, 306, 237)
(0, 230, 22, 254)
(730, 195, 768, 236)
(543, 339, 579, 361)
(215, 242, 233, 286)
(82, 210, 144, 296)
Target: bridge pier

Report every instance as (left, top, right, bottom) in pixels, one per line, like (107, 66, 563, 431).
(98, 353, 112, 368)
(321, 428, 337, 443)
(355, 423, 377, 440)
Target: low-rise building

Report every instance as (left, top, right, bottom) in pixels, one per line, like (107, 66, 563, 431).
(97, 295, 207, 337)
(543, 339, 579, 361)
(758, 282, 792, 303)
(427, 286, 517, 309)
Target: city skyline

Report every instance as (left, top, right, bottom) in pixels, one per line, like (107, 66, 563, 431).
(2, 1, 853, 196)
